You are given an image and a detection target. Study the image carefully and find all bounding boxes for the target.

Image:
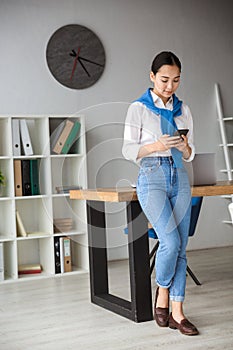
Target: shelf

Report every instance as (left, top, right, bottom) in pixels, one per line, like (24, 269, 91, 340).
(49, 117, 84, 155)
(50, 153, 84, 158)
(51, 157, 85, 195)
(0, 236, 14, 242)
(55, 267, 87, 276)
(2, 240, 17, 280)
(13, 155, 47, 159)
(17, 234, 51, 240)
(15, 194, 50, 200)
(18, 271, 53, 280)
(52, 196, 87, 233)
(221, 195, 233, 199)
(0, 156, 11, 160)
(0, 196, 14, 201)
(52, 193, 70, 198)
(222, 117, 233, 121)
(220, 169, 233, 173)
(16, 198, 53, 234)
(0, 200, 15, 239)
(0, 158, 14, 197)
(0, 114, 88, 283)
(53, 230, 86, 237)
(12, 117, 50, 156)
(17, 234, 53, 275)
(222, 220, 232, 224)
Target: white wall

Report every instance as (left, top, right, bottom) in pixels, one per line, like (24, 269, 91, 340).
(1, 0, 233, 259)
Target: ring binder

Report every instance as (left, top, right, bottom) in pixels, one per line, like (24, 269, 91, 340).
(12, 119, 21, 156)
(14, 160, 23, 196)
(21, 160, 32, 196)
(20, 119, 34, 156)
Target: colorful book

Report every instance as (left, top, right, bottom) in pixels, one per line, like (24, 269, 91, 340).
(50, 120, 65, 154)
(52, 119, 74, 154)
(30, 159, 40, 195)
(61, 121, 81, 154)
(21, 160, 31, 196)
(14, 160, 23, 196)
(59, 237, 72, 273)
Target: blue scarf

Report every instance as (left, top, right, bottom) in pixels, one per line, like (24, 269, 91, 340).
(135, 88, 183, 168)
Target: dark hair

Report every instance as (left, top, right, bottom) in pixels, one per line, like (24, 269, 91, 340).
(151, 51, 181, 74)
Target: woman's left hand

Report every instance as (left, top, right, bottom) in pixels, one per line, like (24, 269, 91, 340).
(174, 135, 191, 159)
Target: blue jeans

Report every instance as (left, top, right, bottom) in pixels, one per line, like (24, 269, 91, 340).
(136, 157, 191, 302)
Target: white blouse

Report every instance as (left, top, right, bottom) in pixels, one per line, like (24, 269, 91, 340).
(122, 90, 195, 163)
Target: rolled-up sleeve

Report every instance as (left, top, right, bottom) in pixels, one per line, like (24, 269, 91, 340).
(122, 103, 142, 162)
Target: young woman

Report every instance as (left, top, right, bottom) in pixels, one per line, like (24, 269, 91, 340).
(122, 51, 199, 336)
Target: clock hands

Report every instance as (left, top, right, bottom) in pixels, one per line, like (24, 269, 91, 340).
(70, 47, 81, 81)
(78, 56, 104, 68)
(69, 48, 104, 79)
(78, 58, 91, 77)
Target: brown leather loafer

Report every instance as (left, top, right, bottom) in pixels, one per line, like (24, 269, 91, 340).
(154, 287, 169, 327)
(169, 313, 199, 336)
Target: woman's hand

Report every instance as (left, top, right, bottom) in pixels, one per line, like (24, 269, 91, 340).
(174, 135, 191, 159)
(159, 134, 192, 159)
(157, 134, 183, 150)
(137, 134, 191, 159)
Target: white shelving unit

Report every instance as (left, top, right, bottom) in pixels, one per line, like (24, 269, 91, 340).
(215, 83, 233, 224)
(0, 115, 88, 283)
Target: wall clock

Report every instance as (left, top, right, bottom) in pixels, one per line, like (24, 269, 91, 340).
(46, 24, 106, 89)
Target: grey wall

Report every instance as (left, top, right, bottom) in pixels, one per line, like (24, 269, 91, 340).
(1, 0, 233, 259)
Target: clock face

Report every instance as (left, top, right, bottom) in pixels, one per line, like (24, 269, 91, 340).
(46, 24, 106, 89)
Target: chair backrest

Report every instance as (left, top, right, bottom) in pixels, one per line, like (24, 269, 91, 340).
(188, 197, 203, 237)
(147, 197, 203, 239)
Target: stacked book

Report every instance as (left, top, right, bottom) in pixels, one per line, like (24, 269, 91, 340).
(53, 218, 73, 233)
(14, 159, 40, 196)
(50, 119, 81, 155)
(55, 185, 82, 194)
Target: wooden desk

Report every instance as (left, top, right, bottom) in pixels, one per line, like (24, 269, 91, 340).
(70, 181, 233, 323)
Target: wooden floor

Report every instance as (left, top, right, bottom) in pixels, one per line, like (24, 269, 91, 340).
(1, 246, 233, 350)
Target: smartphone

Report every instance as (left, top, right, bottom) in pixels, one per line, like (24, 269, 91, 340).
(174, 129, 189, 137)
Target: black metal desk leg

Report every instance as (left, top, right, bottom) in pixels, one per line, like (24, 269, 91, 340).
(127, 201, 153, 322)
(86, 200, 108, 299)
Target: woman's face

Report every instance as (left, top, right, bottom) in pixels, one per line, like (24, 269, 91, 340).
(150, 64, 181, 103)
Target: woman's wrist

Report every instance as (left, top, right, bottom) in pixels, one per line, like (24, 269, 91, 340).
(145, 141, 166, 153)
(138, 140, 166, 158)
(182, 144, 191, 159)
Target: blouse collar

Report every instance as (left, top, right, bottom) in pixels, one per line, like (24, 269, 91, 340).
(150, 89, 173, 108)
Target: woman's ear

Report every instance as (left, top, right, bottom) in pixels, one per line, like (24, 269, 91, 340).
(150, 71, 155, 83)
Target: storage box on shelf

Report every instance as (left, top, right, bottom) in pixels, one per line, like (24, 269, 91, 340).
(0, 115, 88, 283)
